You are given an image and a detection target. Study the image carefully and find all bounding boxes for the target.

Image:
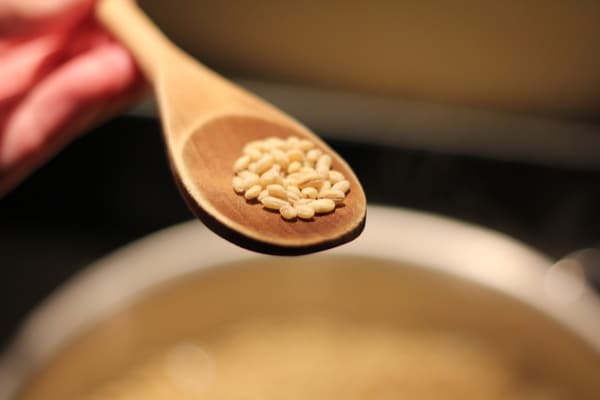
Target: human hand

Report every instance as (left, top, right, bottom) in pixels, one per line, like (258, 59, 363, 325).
(0, 0, 146, 195)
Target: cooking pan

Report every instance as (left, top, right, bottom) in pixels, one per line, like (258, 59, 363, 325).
(1, 206, 600, 398)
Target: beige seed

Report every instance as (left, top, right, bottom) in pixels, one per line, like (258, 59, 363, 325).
(286, 190, 300, 202)
(295, 204, 315, 219)
(267, 184, 287, 199)
(301, 187, 318, 199)
(259, 172, 275, 186)
(287, 161, 302, 174)
(241, 175, 260, 190)
(263, 137, 285, 150)
(284, 172, 304, 186)
(233, 136, 344, 220)
(279, 139, 292, 151)
(244, 185, 262, 200)
(316, 154, 332, 175)
(294, 198, 313, 206)
(297, 172, 325, 188)
(273, 174, 285, 186)
(279, 204, 297, 220)
(287, 185, 301, 195)
(232, 176, 245, 193)
(243, 147, 263, 161)
(319, 189, 345, 204)
(241, 171, 259, 180)
(306, 148, 322, 163)
(310, 198, 336, 214)
(328, 170, 345, 183)
(233, 155, 251, 172)
(270, 148, 289, 167)
(237, 170, 253, 178)
(319, 180, 332, 195)
(332, 180, 350, 193)
(261, 196, 290, 210)
(287, 136, 300, 147)
(258, 189, 269, 201)
(255, 154, 274, 174)
(298, 139, 315, 151)
(260, 167, 279, 186)
(286, 148, 304, 162)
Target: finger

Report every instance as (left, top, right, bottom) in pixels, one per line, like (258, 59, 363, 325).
(0, 31, 68, 106)
(0, 0, 94, 36)
(1, 21, 114, 107)
(0, 42, 146, 194)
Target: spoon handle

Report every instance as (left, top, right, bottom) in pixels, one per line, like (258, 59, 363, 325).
(95, 0, 188, 82)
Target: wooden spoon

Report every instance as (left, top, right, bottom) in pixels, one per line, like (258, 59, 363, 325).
(95, 0, 366, 255)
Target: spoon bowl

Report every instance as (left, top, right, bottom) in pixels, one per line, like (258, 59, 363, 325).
(180, 115, 366, 254)
(96, 0, 366, 255)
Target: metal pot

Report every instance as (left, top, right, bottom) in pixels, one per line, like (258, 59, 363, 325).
(2, 206, 600, 399)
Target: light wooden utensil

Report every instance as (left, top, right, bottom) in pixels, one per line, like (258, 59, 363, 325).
(95, 0, 366, 255)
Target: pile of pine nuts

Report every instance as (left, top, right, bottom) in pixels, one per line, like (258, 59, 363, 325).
(232, 136, 350, 220)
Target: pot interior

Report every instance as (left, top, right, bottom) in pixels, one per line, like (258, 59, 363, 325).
(18, 255, 600, 399)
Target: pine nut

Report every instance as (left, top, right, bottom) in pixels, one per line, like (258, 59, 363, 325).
(255, 154, 274, 174)
(270, 148, 289, 167)
(279, 204, 297, 220)
(233, 155, 251, 172)
(244, 185, 262, 200)
(332, 180, 350, 193)
(241, 175, 260, 190)
(243, 147, 263, 161)
(286, 190, 300, 202)
(301, 187, 318, 199)
(295, 204, 315, 219)
(297, 172, 325, 188)
(287, 185, 301, 196)
(261, 196, 289, 210)
(267, 184, 287, 199)
(287, 136, 300, 148)
(260, 167, 279, 186)
(233, 136, 350, 222)
(232, 176, 245, 193)
(306, 148, 322, 163)
(294, 198, 313, 206)
(316, 154, 332, 175)
(258, 189, 269, 201)
(286, 149, 304, 162)
(310, 199, 336, 214)
(273, 174, 285, 186)
(319, 181, 332, 195)
(287, 160, 302, 173)
(298, 139, 315, 151)
(329, 170, 345, 183)
(263, 137, 285, 150)
(319, 189, 345, 204)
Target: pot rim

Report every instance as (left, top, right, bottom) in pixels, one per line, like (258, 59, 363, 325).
(2, 205, 600, 399)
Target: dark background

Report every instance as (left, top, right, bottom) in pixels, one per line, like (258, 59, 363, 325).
(1, 116, 599, 349)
